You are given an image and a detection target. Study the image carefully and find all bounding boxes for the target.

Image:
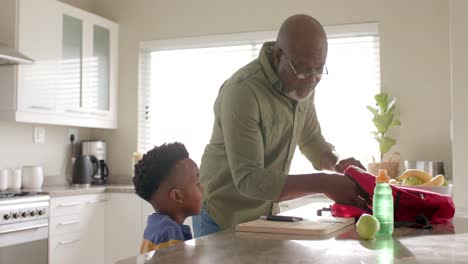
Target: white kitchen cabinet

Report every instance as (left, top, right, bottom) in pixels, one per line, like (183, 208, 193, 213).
(141, 201, 154, 232)
(0, 0, 61, 120)
(17, 0, 61, 114)
(104, 193, 142, 264)
(56, 1, 119, 128)
(0, 0, 118, 129)
(49, 194, 106, 264)
(48, 192, 193, 264)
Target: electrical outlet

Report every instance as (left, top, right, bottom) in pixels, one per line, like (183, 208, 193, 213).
(68, 128, 79, 143)
(33, 126, 46, 144)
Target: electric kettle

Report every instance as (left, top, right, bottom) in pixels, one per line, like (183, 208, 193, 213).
(72, 155, 99, 186)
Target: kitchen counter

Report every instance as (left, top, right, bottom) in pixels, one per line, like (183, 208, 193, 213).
(116, 203, 468, 264)
(33, 184, 135, 196)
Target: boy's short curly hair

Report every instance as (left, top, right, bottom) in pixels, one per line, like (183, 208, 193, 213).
(133, 142, 189, 201)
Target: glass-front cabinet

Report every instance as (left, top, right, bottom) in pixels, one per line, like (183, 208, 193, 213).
(0, 0, 118, 129)
(57, 2, 118, 128)
(60, 14, 83, 111)
(82, 24, 111, 113)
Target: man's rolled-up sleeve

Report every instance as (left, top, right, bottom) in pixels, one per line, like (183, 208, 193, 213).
(220, 84, 287, 201)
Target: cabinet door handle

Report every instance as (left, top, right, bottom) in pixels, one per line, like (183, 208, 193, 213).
(57, 202, 81, 207)
(58, 220, 81, 226)
(58, 239, 81, 246)
(87, 199, 107, 204)
(29, 105, 53, 111)
(0, 223, 48, 234)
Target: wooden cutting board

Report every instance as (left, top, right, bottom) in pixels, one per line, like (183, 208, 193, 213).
(235, 216, 355, 235)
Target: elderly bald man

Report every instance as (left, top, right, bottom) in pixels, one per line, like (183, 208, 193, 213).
(193, 14, 370, 237)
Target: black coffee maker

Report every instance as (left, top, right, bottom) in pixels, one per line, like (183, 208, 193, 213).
(81, 140, 109, 185)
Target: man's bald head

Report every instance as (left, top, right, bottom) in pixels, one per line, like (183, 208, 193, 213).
(272, 14, 328, 101)
(276, 14, 327, 59)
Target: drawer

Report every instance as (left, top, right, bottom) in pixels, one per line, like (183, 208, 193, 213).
(50, 214, 83, 235)
(50, 196, 85, 217)
(49, 232, 83, 264)
(50, 194, 106, 217)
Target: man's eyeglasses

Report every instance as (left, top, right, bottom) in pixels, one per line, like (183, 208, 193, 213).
(284, 54, 328, 80)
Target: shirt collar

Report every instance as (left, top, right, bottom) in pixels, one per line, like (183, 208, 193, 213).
(258, 42, 282, 93)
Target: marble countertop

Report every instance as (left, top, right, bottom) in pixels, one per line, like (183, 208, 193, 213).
(117, 203, 468, 264)
(28, 184, 135, 196)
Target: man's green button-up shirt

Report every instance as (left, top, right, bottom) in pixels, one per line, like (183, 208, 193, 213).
(199, 42, 335, 229)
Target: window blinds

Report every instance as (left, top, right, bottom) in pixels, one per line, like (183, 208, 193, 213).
(138, 24, 380, 171)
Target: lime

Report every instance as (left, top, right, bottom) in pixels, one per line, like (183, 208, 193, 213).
(356, 214, 380, 240)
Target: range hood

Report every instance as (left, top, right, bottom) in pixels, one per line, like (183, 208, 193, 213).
(0, 42, 34, 65)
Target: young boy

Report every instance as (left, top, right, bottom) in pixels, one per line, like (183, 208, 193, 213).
(133, 142, 203, 253)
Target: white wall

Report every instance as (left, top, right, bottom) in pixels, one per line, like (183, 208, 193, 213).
(0, 122, 91, 184)
(450, 0, 468, 210)
(92, 0, 452, 182)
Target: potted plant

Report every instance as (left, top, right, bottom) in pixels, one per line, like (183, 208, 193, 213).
(366, 92, 401, 178)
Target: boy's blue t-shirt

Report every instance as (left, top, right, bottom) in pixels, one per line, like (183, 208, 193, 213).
(140, 213, 193, 253)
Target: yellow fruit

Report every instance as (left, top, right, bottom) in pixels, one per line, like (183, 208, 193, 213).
(401, 176, 425, 186)
(389, 179, 400, 185)
(396, 169, 433, 183)
(420, 174, 445, 186)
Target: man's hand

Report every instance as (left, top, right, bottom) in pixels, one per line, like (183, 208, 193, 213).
(334, 157, 366, 173)
(324, 174, 371, 210)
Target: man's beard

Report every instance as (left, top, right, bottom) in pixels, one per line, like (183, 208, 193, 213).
(286, 88, 314, 102)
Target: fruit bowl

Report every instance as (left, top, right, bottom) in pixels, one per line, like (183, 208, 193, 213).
(401, 184, 453, 196)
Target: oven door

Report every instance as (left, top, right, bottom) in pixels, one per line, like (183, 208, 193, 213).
(0, 218, 48, 264)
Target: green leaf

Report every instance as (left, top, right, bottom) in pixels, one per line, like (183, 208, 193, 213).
(367, 91, 400, 161)
(372, 112, 394, 133)
(375, 93, 389, 112)
(387, 98, 396, 113)
(391, 119, 401, 127)
(366, 106, 378, 116)
(375, 136, 396, 155)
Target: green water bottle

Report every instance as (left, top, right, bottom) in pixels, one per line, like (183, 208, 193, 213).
(373, 169, 394, 237)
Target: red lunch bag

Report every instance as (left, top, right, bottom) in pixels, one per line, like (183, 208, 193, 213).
(330, 166, 455, 228)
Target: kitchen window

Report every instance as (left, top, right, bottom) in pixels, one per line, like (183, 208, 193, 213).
(138, 23, 380, 173)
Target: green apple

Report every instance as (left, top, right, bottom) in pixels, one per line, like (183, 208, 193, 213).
(402, 176, 425, 186)
(356, 214, 380, 240)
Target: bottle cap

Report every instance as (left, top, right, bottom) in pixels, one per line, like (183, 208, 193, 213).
(376, 169, 390, 183)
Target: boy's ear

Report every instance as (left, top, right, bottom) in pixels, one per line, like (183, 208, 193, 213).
(169, 188, 184, 203)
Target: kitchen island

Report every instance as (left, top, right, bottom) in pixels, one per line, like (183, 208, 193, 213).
(117, 203, 468, 264)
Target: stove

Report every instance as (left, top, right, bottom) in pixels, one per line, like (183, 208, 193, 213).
(0, 191, 49, 248)
(0, 191, 47, 199)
